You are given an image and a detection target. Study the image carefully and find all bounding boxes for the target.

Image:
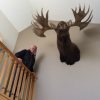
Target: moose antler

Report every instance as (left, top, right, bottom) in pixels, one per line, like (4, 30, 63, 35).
(32, 9, 56, 37)
(32, 5, 93, 65)
(71, 5, 93, 29)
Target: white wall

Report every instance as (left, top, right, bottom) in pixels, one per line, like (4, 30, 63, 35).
(14, 24, 100, 100)
(0, 0, 33, 32)
(30, 0, 100, 23)
(0, 10, 18, 51)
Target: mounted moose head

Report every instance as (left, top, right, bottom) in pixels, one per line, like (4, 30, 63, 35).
(32, 5, 93, 65)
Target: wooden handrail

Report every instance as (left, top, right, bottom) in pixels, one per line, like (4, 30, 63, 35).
(0, 41, 36, 100)
(0, 41, 35, 74)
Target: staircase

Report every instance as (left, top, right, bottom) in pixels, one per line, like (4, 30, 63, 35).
(0, 41, 36, 100)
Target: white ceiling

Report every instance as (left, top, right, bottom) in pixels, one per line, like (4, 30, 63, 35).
(0, 0, 100, 32)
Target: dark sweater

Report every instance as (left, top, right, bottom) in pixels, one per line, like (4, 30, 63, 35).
(15, 49, 36, 72)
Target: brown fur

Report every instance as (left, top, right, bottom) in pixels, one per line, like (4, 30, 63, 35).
(55, 21, 80, 65)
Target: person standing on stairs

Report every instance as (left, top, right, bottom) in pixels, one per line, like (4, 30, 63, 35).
(15, 45, 37, 72)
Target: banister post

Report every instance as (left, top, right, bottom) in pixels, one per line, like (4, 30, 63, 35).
(19, 69, 27, 100)
(1, 56, 13, 94)
(6, 61, 17, 96)
(0, 53, 9, 86)
(11, 64, 21, 99)
(24, 72, 31, 100)
(15, 65, 24, 100)
(29, 73, 36, 100)
(0, 49, 5, 64)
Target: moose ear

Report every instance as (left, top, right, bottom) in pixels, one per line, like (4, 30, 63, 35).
(55, 28, 60, 33)
(55, 28, 58, 32)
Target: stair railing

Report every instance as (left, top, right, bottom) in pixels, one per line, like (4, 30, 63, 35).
(0, 41, 36, 100)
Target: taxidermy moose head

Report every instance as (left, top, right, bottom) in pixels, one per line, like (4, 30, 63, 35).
(32, 5, 93, 65)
